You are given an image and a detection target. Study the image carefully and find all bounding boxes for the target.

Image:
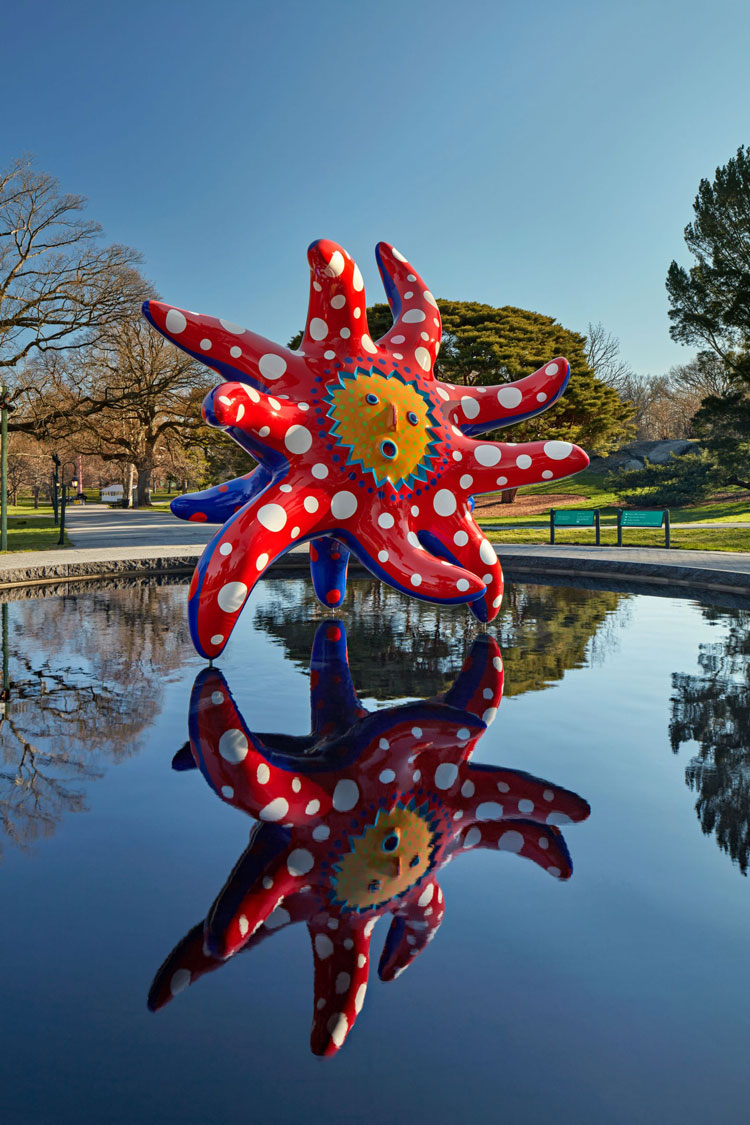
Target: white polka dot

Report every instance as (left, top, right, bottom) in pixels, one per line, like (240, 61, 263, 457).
(262, 876, 273, 889)
(460, 474, 473, 490)
(324, 349, 336, 360)
(221, 785, 234, 799)
(423, 289, 438, 308)
(479, 539, 496, 565)
(433, 489, 457, 517)
(461, 780, 475, 798)
(257, 503, 287, 531)
(418, 883, 434, 907)
(497, 385, 522, 408)
(406, 531, 421, 550)
(326, 250, 345, 277)
(518, 799, 535, 815)
(405, 291, 414, 299)
(268, 397, 281, 411)
(287, 849, 315, 876)
(420, 330, 429, 339)
(305, 799, 321, 815)
(258, 353, 287, 380)
(379, 738, 389, 750)
(496, 476, 508, 486)
(170, 968, 191, 995)
(542, 470, 553, 479)
(477, 801, 504, 821)
(460, 395, 479, 419)
(219, 542, 233, 556)
(391, 334, 406, 344)
(361, 334, 378, 353)
(539, 836, 549, 849)
(457, 728, 471, 740)
(357, 953, 367, 968)
(331, 491, 357, 519)
(454, 530, 469, 547)
(464, 826, 482, 849)
(258, 426, 270, 438)
(265, 907, 290, 929)
(304, 496, 319, 513)
(474, 445, 501, 466)
(200, 337, 212, 351)
(210, 634, 224, 645)
(354, 984, 367, 1014)
(217, 581, 248, 612)
(402, 309, 426, 323)
(335, 971, 351, 994)
(312, 463, 329, 479)
(165, 308, 187, 334)
(391, 247, 407, 262)
(290, 526, 300, 538)
(353, 307, 361, 319)
(378, 512, 395, 529)
(256, 552, 269, 570)
(435, 763, 458, 789)
(259, 797, 289, 821)
(498, 830, 525, 852)
(333, 779, 359, 811)
(352, 264, 364, 291)
(482, 707, 498, 724)
(256, 763, 270, 784)
(537, 392, 547, 402)
(230, 345, 242, 358)
(280, 483, 292, 493)
(415, 347, 431, 371)
(211, 692, 224, 705)
(516, 454, 532, 469)
(378, 550, 389, 563)
(438, 387, 450, 401)
(393, 352, 403, 360)
(544, 440, 573, 460)
(219, 729, 248, 762)
(546, 362, 559, 376)
(456, 578, 470, 592)
(315, 934, 334, 959)
(309, 317, 328, 340)
(220, 319, 245, 335)
(493, 595, 502, 608)
(330, 294, 346, 309)
(411, 573, 422, 587)
(547, 812, 572, 826)
(543, 789, 555, 802)
(284, 425, 313, 454)
(548, 866, 562, 878)
(379, 769, 396, 783)
(313, 824, 330, 841)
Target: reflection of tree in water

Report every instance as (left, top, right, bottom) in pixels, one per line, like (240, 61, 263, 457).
(256, 577, 628, 700)
(670, 607, 750, 874)
(0, 586, 191, 855)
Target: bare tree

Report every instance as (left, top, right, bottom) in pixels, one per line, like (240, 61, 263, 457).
(585, 322, 635, 394)
(0, 156, 142, 389)
(668, 350, 734, 399)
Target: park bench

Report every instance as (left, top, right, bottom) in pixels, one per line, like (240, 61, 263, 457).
(549, 508, 601, 545)
(617, 509, 670, 548)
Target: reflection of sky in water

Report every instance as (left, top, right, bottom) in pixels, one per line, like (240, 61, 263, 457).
(1, 580, 749, 1124)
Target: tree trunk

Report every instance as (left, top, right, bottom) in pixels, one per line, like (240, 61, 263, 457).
(33, 486, 39, 509)
(500, 488, 520, 504)
(136, 465, 153, 507)
(125, 464, 135, 508)
(727, 475, 750, 491)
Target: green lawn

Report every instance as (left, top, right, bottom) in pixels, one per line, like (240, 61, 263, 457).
(0, 517, 70, 553)
(484, 525, 750, 552)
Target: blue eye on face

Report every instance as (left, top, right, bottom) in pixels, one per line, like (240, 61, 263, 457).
(407, 411, 419, 426)
(382, 831, 400, 852)
(366, 393, 379, 405)
(380, 439, 398, 460)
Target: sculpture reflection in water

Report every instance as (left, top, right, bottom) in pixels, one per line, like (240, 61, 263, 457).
(149, 623, 590, 1055)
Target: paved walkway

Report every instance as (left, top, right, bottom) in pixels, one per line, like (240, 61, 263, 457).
(1, 504, 750, 595)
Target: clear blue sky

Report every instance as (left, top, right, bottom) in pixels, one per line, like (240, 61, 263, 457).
(5, 0, 749, 375)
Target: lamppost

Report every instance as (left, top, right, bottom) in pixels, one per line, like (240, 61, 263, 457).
(51, 453, 61, 526)
(0, 386, 18, 552)
(58, 461, 77, 548)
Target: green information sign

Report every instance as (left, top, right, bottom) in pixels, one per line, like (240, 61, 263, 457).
(620, 510, 665, 527)
(553, 511, 595, 527)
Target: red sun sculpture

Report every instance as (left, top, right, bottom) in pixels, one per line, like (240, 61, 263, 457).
(142, 241, 588, 659)
(149, 623, 590, 1056)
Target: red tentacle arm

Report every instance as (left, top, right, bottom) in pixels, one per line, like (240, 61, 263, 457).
(374, 241, 442, 370)
(308, 919, 372, 1057)
(457, 820, 576, 879)
(453, 436, 590, 493)
(378, 878, 445, 982)
(420, 511, 504, 625)
(459, 765, 592, 826)
(203, 382, 301, 451)
(142, 299, 305, 394)
(302, 240, 377, 358)
(439, 357, 572, 435)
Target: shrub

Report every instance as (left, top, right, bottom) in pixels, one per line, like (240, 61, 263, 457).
(606, 451, 717, 507)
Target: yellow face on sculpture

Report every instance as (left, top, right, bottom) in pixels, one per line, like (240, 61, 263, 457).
(331, 804, 436, 910)
(325, 369, 439, 489)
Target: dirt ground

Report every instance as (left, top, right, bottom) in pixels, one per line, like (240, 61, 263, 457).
(472, 492, 584, 519)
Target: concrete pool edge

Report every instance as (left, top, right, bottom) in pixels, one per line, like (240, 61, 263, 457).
(2, 542, 750, 597)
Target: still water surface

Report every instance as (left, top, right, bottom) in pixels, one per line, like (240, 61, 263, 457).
(1, 578, 749, 1123)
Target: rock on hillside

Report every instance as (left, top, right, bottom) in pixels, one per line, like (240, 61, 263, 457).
(588, 439, 702, 473)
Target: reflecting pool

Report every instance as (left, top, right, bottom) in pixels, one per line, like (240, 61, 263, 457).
(2, 579, 750, 1123)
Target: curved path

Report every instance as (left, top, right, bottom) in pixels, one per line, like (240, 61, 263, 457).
(1, 504, 750, 596)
